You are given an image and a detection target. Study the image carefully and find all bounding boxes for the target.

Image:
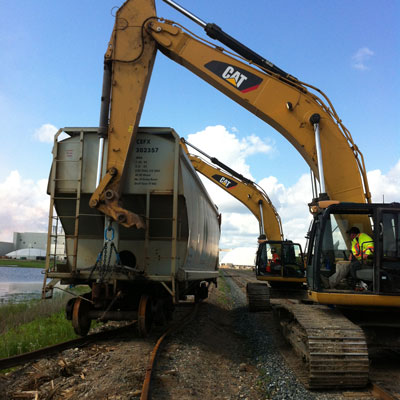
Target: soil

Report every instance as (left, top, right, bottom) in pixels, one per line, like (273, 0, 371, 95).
(2, 270, 400, 400)
(0, 282, 262, 400)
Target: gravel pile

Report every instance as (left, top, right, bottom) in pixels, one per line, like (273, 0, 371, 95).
(225, 277, 316, 400)
(225, 276, 345, 400)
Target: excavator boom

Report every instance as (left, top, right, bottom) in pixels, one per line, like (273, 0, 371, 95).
(145, 17, 370, 205)
(89, 0, 371, 229)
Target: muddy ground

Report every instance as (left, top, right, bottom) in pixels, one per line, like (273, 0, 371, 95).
(1, 270, 400, 399)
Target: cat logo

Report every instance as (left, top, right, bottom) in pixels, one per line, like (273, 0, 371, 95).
(222, 66, 248, 88)
(205, 61, 263, 93)
(212, 174, 237, 189)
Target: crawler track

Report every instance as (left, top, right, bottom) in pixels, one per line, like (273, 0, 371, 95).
(224, 268, 400, 399)
(246, 282, 271, 312)
(275, 301, 369, 389)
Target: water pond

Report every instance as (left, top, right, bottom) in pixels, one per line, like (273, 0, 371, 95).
(0, 266, 45, 304)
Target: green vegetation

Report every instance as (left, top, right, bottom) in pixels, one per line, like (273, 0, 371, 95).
(216, 271, 233, 306)
(0, 259, 46, 269)
(0, 311, 79, 359)
(0, 286, 94, 363)
(256, 367, 274, 399)
(0, 286, 91, 334)
(0, 293, 70, 334)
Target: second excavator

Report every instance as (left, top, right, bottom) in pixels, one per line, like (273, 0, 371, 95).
(180, 137, 306, 292)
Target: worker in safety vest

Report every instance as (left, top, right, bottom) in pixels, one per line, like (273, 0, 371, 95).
(325, 226, 374, 289)
(267, 247, 281, 273)
(271, 248, 280, 263)
(347, 226, 374, 280)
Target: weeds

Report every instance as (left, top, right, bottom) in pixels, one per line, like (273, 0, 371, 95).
(0, 259, 46, 268)
(0, 311, 78, 359)
(0, 287, 89, 335)
(216, 271, 233, 306)
(0, 286, 97, 363)
(0, 294, 67, 335)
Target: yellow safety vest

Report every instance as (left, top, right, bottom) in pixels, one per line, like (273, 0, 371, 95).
(351, 233, 374, 260)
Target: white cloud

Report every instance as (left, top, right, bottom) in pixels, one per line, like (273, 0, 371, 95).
(259, 174, 312, 246)
(33, 123, 58, 143)
(187, 125, 274, 180)
(367, 160, 400, 203)
(0, 170, 49, 242)
(351, 47, 374, 71)
(185, 125, 313, 251)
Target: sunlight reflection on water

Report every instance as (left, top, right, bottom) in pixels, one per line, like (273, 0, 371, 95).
(0, 266, 45, 304)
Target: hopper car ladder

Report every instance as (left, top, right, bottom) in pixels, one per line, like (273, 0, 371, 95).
(42, 129, 85, 299)
(143, 137, 180, 300)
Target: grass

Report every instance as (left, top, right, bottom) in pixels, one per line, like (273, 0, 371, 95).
(1, 293, 69, 335)
(0, 259, 46, 269)
(0, 286, 91, 334)
(216, 270, 233, 307)
(256, 368, 274, 399)
(0, 286, 94, 364)
(0, 311, 79, 359)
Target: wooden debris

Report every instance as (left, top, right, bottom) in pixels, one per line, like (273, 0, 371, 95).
(12, 391, 39, 399)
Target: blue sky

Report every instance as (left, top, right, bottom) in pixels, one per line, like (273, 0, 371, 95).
(1, 1, 399, 258)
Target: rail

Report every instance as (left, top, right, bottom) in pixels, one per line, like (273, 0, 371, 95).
(140, 302, 199, 400)
(2, 301, 200, 399)
(0, 322, 136, 371)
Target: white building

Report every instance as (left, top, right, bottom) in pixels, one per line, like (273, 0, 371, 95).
(0, 231, 65, 260)
(6, 248, 47, 260)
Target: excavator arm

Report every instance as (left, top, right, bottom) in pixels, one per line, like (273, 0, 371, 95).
(180, 139, 283, 241)
(89, 0, 157, 228)
(90, 0, 371, 229)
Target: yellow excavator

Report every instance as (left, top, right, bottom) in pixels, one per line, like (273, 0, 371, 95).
(66, 0, 399, 389)
(180, 138, 306, 288)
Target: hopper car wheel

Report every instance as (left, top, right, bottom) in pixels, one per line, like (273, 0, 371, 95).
(195, 282, 208, 303)
(138, 294, 154, 337)
(65, 297, 76, 320)
(72, 297, 92, 336)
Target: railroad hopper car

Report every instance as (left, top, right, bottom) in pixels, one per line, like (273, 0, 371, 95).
(43, 127, 220, 335)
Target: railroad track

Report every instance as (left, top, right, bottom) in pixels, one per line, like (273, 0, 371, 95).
(222, 267, 400, 400)
(140, 302, 199, 400)
(0, 322, 136, 371)
(1, 302, 199, 400)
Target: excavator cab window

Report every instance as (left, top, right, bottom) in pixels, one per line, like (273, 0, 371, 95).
(380, 211, 400, 293)
(312, 205, 378, 292)
(310, 204, 400, 295)
(256, 241, 304, 278)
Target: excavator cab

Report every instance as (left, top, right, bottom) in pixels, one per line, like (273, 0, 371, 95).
(306, 202, 400, 306)
(256, 240, 305, 284)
